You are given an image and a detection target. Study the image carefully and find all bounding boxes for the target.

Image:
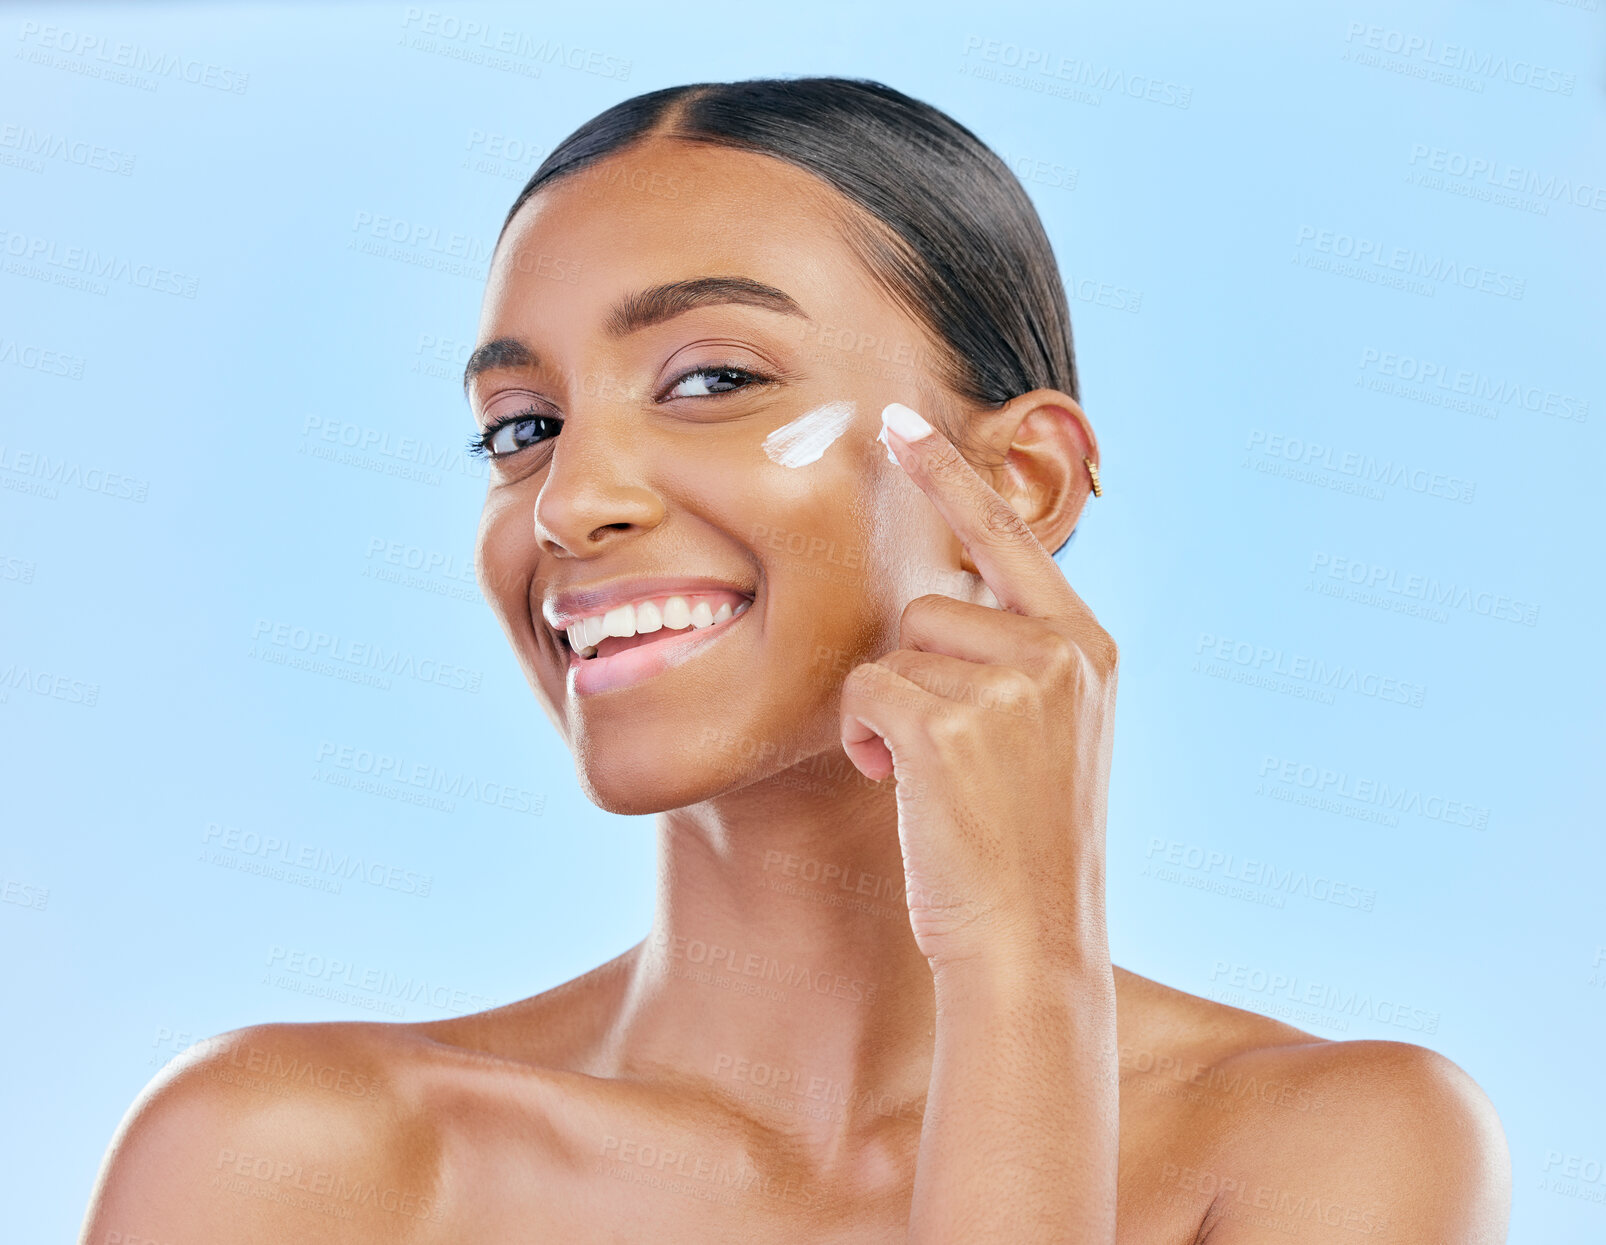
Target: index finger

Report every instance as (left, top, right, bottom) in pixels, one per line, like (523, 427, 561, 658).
(878, 401, 1094, 623)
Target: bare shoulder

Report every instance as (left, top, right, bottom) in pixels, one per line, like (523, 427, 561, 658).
(79, 958, 635, 1243)
(1114, 968, 1511, 1243)
(79, 1020, 456, 1244)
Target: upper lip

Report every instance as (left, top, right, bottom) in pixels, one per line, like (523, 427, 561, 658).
(542, 575, 756, 632)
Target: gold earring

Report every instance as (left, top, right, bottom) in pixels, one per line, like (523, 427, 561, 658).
(1084, 456, 1103, 498)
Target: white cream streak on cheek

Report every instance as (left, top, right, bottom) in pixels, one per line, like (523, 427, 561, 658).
(761, 400, 857, 468)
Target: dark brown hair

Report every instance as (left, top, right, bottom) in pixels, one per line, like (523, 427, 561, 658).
(500, 77, 1080, 420)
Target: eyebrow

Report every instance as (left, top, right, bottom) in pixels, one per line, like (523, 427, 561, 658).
(460, 337, 538, 396)
(461, 276, 809, 396)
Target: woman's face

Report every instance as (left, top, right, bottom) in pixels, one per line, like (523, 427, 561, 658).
(469, 135, 1007, 814)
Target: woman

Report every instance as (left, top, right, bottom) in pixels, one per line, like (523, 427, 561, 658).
(81, 78, 1510, 1243)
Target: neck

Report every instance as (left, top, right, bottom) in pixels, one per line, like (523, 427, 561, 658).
(603, 754, 937, 1146)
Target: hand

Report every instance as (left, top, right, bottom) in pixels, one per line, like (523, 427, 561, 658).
(841, 402, 1118, 972)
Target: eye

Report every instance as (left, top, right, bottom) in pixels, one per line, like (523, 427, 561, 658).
(466, 408, 562, 459)
(664, 365, 768, 399)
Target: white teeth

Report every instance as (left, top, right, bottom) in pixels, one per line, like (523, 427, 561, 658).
(661, 596, 691, 629)
(566, 615, 602, 656)
(634, 600, 663, 633)
(562, 592, 749, 656)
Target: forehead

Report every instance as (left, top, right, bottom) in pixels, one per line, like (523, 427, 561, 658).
(479, 135, 892, 336)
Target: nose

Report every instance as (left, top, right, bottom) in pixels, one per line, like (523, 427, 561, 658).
(531, 409, 666, 557)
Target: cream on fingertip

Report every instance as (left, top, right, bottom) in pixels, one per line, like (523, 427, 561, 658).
(881, 402, 933, 442)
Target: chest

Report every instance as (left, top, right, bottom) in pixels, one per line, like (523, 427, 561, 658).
(424, 1118, 1214, 1245)
(410, 1046, 1242, 1244)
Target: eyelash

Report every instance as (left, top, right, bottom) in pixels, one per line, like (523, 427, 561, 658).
(465, 364, 773, 460)
(465, 407, 559, 460)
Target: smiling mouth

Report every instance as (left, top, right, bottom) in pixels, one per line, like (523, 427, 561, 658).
(560, 591, 753, 661)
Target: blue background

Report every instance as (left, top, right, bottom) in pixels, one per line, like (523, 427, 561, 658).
(1, 1, 1601, 1238)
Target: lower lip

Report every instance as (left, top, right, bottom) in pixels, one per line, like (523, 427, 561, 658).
(565, 606, 752, 697)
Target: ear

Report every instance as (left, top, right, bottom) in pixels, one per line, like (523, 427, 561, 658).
(958, 388, 1097, 567)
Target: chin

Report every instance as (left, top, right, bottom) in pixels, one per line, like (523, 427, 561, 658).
(570, 711, 826, 815)
(571, 748, 732, 817)
(567, 711, 671, 815)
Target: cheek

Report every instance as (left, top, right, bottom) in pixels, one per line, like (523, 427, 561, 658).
(760, 399, 857, 469)
(768, 427, 945, 596)
(475, 488, 539, 622)
(726, 400, 896, 519)
(863, 458, 958, 603)
(752, 446, 915, 667)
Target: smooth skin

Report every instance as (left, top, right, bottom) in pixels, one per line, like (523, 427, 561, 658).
(80, 135, 1510, 1243)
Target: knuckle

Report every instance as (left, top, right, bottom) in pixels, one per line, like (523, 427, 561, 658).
(1034, 623, 1117, 690)
(1028, 626, 1078, 674)
(918, 706, 970, 752)
(1083, 628, 1119, 674)
(976, 494, 1035, 545)
(842, 661, 887, 696)
(990, 667, 1036, 705)
(983, 670, 1041, 722)
(924, 435, 968, 478)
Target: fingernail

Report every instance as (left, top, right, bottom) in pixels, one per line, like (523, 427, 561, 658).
(881, 402, 932, 442)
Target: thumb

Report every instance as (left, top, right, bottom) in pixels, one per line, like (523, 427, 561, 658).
(841, 715, 895, 782)
(838, 661, 943, 784)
